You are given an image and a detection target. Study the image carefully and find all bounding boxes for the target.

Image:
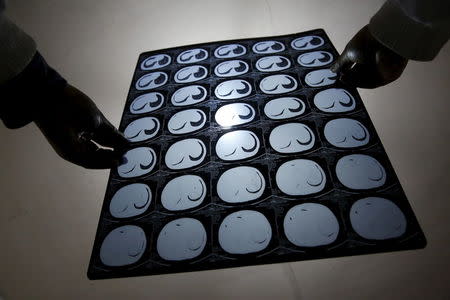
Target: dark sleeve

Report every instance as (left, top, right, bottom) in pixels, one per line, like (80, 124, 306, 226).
(0, 51, 67, 129)
(369, 0, 450, 61)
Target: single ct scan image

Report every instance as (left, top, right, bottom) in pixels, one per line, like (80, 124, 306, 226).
(88, 29, 426, 280)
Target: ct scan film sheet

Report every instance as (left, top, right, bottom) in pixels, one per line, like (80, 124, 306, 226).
(88, 29, 426, 280)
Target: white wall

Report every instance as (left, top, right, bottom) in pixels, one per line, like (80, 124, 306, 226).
(1, 0, 449, 299)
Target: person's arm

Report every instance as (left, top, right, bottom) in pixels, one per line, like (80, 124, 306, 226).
(370, 0, 450, 61)
(331, 0, 450, 88)
(0, 5, 128, 169)
(0, 11, 36, 86)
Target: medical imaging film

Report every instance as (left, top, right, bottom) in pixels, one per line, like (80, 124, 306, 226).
(88, 29, 426, 279)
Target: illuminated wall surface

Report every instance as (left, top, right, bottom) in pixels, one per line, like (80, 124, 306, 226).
(88, 30, 425, 279)
(1, 0, 449, 299)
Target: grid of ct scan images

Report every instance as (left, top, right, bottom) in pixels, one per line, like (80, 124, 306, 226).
(88, 29, 426, 280)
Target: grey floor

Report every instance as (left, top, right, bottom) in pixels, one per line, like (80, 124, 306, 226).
(1, 0, 449, 299)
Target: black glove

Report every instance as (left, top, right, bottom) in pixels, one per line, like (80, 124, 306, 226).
(34, 84, 129, 169)
(331, 25, 408, 89)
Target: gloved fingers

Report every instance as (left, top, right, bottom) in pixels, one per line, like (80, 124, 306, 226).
(339, 63, 383, 89)
(330, 51, 355, 74)
(73, 139, 121, 169)
(91, 117, 129, 151)
(375, 50, 408, 83)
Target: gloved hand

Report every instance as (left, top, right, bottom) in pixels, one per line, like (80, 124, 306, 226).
(34, 84, 129, 169)
(331, 25, 408, 88)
